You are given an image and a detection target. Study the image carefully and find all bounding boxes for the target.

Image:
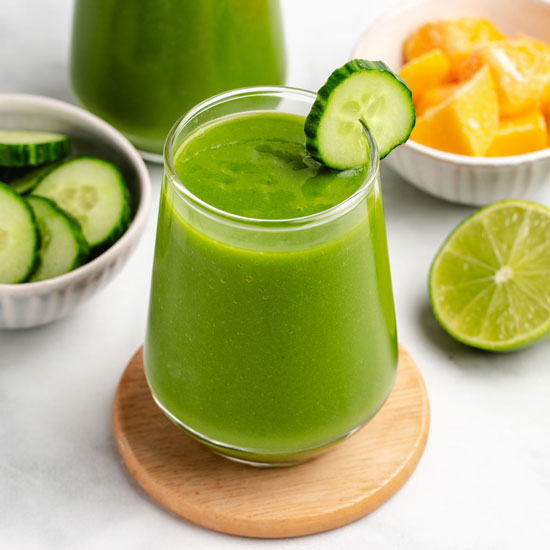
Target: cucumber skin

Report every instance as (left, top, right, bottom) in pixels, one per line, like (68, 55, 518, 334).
(27, 196, 90, 279)
(304, 59, 415, 165)
(32, 156, 132, 255)
(0, 136, 71, 167)
(0, 182, 40, 284)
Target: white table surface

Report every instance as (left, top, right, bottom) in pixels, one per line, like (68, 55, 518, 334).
(1, 1, 549, 549)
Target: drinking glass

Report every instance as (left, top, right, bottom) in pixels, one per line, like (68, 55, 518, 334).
(144, 87, 398, 466)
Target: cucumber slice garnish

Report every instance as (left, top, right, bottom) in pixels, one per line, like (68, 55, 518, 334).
(305, 59, 415, 169)
(0, 130, 71, 167)
(8, 162, 60, 195)
(32, 157, 131, 251)
(26, 196, 90, 282)
(0, 182, 39, 284)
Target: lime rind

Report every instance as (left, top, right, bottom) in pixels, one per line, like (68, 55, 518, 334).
(429, 200, 550, 352)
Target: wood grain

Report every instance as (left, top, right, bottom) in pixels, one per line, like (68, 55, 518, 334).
(113, 345, 430, 538)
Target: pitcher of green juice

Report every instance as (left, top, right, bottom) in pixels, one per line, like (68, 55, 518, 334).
(70, 0, 286, 161)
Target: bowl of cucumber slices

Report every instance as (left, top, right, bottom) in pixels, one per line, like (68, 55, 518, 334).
(0, 94, 151, 329)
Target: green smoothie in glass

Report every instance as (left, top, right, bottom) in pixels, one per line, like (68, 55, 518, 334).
(144, 88, 398, 465)
(70, 0, 285, 159)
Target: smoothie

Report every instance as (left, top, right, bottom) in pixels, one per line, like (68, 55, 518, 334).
(70, 0, 286, 155)
(144, 105, 398, 463)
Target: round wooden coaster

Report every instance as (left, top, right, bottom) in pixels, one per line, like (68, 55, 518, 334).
(113, 345, 430, 538)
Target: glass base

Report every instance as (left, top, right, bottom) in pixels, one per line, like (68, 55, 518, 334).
(137, 148, 164, 165)
(151, 386, 393, 467)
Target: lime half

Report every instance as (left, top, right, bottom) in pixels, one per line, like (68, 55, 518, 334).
(429, 200, 550, 351)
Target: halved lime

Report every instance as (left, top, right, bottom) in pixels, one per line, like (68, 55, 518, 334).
(429, 200, 550, 351)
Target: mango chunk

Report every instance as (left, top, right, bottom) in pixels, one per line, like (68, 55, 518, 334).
(403, 18, 505, 68)
(411, 66, 499, 155)
(543, 102, 550, 138)
(486, 109, 548, 156)
(459, 39, 550, 116)
(399, 49, 451, 102)
(416, 84, 459, 116)
(515, 35, 550, 105)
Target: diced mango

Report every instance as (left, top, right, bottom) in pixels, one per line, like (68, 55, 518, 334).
(515, 33, 550, 51)
(411, 66, 499, 155)
(402, 19, 550, 157)
(515, 34, 550, 105)
(403, 18, 505, 69)
(486, 109, 548, 156)
(416, 84, 459, 116)
(399, 49, 451, 103)
(459, 39, 550, 116)
(515, 34, 550, 60)
(540, 102, 550, 141)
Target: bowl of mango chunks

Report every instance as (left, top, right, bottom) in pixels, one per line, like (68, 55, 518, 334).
(352, 0, 550, 206)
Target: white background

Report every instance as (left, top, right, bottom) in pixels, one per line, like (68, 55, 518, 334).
(1, 1, 549, 549)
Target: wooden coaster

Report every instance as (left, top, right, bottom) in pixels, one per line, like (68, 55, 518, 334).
(113, 346, 429, 538)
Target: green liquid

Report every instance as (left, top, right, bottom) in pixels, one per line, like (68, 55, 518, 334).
(70, 0, 286, 154)
(174, 112, 368, 219)
(145, 112, 397, 462)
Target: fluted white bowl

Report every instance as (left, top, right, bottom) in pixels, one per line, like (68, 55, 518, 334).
(352, 0, 550, 206)
(0, 94, 151, 329)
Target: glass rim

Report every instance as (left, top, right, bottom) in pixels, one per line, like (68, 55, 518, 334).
(163, 85, 380, 230)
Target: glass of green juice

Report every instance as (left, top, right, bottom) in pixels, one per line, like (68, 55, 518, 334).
(69, 0, 286, 162)
(144, 87, 398, 466)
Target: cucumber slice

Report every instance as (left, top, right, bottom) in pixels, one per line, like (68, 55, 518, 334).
(0, 130, 71, 167)
(8, 162, 60, 195)
(26, 196, 90, 282)
(32, 157, 131, 251)
(0, 182, 39, 284)
(305, 59, 415, 169)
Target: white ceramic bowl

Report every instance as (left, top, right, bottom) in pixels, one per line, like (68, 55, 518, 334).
(352, 0, 550, 206)
(0, 94, 151, 329)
